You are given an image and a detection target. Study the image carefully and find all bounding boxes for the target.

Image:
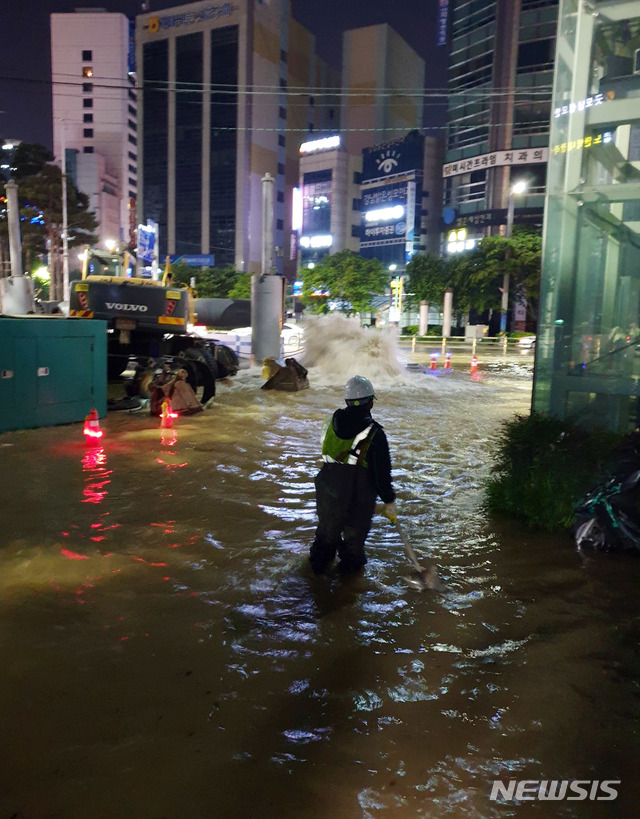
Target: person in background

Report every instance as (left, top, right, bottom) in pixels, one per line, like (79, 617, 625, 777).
(310, 375, 396, 574)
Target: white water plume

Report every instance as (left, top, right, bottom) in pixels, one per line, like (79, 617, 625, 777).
(301, 314, 407, 388)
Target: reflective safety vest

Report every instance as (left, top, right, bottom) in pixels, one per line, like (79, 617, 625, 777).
(321, 422, 376, 466)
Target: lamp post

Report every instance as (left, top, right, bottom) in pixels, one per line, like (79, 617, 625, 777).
(500, 179, 527, 333)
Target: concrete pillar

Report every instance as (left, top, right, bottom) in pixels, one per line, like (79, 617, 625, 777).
(442, 288, 453, 338)
(252, 173, 282, 362)
(418, 300, 429, 336)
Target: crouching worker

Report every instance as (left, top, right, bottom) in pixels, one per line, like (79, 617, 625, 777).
(310, 375, 396, 575)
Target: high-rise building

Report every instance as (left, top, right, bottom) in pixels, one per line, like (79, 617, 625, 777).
(341, 24, 425, 157)
(51, 11, 137, 249)
(360, 131, 444, 269)
(443, 0, 558, 242)
(136, 0, 337, 277)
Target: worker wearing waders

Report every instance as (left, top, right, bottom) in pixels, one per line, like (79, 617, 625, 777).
(310, 376, 397, 574)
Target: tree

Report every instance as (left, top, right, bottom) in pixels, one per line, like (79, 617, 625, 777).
(228, 273, 251, 299)
(451, 228, 541, 323)
(406, 253, 452, 305)
(299, 250, 388, 314)
(12, 143, 53, 181)
(18, 164, 97, 301)
(169, 262, 248, 298)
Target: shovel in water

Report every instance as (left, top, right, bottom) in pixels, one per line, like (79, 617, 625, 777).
(394, 518, 441, 591)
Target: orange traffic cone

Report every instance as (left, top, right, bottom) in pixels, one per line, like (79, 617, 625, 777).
(83, 408, 103, 440)
(161, 399, 177, 429)
(429, 353, 438, 371)
(445, 352, 452, 371)
(470, 354, 479, 375)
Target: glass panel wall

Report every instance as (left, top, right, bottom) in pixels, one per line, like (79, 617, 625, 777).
(533, 0, 640, 433)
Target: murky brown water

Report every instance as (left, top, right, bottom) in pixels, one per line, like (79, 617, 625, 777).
(0, 322, 639, 818)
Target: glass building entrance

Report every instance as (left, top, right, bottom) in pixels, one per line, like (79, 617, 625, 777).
(534, 0, 640, 433)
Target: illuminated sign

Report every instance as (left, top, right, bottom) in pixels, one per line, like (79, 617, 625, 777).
(299, 135, 340, 154)
(365, 205, 405, 223)
(447, 229, 476, 253)
(443, 148, 548, 178)
(360, 182, 413, 247)
(146, 4, 231, 32)
(436, 0, 449, 46)
(300, 235, 333, 249)
(551, 132, 613, 155)
(553, 94, 604, 119)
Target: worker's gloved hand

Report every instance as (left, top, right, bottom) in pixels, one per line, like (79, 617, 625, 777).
(382, 501, 397, 524)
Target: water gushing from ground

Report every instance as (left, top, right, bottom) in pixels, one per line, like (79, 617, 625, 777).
(0, 317, 638, 817)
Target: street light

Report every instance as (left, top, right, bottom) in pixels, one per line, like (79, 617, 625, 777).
(500, 179, 528, 333)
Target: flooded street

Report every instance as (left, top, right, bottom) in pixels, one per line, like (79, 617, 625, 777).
(0, 320, 639, 818)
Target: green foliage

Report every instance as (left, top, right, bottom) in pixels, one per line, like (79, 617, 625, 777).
(451, 229, 541, 319)
(228, 272, 251, 299)
(12, 143, 53, 180)
(2, 156, 98, 300)
(300, 250, 388, 314)
(406, 253, 451, 306)
(484, 412, 621, 531)
(169, 263, 247, 299)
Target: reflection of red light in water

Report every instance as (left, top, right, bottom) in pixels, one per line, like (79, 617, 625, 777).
(161, 428, 178, 447)
(61, 548, 89, 560)
(82, 446, 111, 504)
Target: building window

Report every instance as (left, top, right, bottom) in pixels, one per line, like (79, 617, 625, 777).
(129, 164, 136, 173)
(83, 67, 93, 78)
(128, 90, 136, 101)
(280, 78, 287, 89)
(278, 106, 286, 119)
(309, 95, 315, 105)
(128, 105, 136, 116)
(353, 171, 362, 184)
(83, 113, 93, 123)
(128, 119, 137, 132)
(352, 198, 361, 211)
(83, 83, 93, 93)
(277, 191, 284, 202)
(83, 128, 93, 138)
(351, 225, 360, 238)
(128, 151, 136, 161)
(83, 98, 93, 109)
(280, 49, 287, 63)
(276, 218, 283, 230)
(277, 162, 285, 175)
(278, 134, 285, 147)
(129, 190, 136, 199)
(82, 50, 92, 61)
(128, 134, 137, 145)
(83, 146, 94, 154)
(129, 177, 137, 187)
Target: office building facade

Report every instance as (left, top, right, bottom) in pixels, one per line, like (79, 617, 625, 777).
(443, 0, 558, 241)
(341, 25, 425, 157)
(136, 0, 337, 277)
(51, 11, 137, 248)
(297, 135, 362, 269)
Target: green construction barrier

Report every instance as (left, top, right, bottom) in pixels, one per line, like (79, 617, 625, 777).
(0, 317, 107, 433)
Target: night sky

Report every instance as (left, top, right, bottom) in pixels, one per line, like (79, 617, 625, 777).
(1, 0, 447, 148)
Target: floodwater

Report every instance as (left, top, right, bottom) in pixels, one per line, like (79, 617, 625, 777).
(0, 315, 639, 818)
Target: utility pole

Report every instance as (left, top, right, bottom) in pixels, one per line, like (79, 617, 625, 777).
(61, 123, 70, 303)
(251, 172, 283, 363)
(5, 179, 22, 278)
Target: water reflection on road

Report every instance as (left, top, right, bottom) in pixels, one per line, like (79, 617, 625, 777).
(0, 351, 638, 818)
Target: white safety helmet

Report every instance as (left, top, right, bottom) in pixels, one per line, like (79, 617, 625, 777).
(345, 375, 375, 403)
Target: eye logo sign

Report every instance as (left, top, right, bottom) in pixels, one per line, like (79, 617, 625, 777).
(376, 148, 401, 174)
